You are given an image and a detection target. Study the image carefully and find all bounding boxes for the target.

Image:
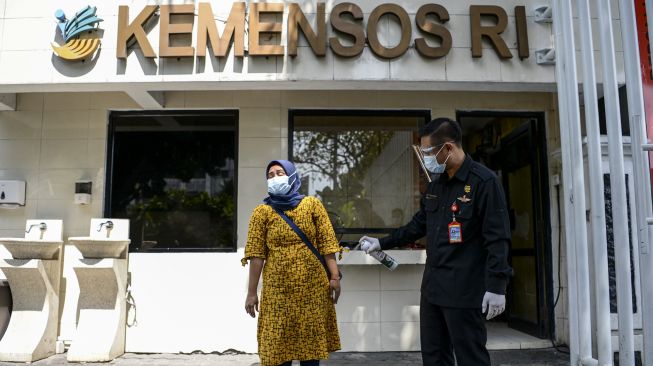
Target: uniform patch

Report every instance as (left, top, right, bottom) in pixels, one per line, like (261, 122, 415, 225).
(464, 185, 471, 193)
(457, 194, 471, 203)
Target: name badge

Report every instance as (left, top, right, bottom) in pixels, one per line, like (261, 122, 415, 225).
(448, 202, 463, 244)
(448, 221, 463, 243)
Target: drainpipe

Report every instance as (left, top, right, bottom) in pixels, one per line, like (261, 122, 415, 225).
(597, 0, 636, 365)
(577, 0, 613, 364)
(620, 1, 653, 365)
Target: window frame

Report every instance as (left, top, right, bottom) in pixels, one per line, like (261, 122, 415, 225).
(105, 109, 239, 253)
(288, 109, 431, 236)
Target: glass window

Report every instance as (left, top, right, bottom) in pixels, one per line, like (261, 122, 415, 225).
(106, 111, 237, 252)
(290, 110, 429, 247)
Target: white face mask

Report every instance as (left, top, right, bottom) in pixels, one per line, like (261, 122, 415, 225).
(267, 172, 295, 195)
(423, 144, 451, 174)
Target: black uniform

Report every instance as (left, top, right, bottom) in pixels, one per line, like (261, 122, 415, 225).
(379, 155, 512, 366)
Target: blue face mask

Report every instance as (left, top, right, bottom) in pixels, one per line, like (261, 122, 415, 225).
(267, 172, 296, 195)
(423, 144, 451, 174)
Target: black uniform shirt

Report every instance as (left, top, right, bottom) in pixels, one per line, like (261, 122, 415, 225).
(380, 155, 512, 308)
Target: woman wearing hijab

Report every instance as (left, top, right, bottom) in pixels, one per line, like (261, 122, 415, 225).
(241, 160, 342, 366)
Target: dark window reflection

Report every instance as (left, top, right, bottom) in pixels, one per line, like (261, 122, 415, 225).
(107, 111, 237, 252)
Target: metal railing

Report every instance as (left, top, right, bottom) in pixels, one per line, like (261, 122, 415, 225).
(553, 0, 653, 364)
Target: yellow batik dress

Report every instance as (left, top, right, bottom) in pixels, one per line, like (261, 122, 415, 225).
(241, 196, 341, 366)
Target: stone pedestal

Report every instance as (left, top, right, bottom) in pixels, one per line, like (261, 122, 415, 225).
(0, 260, 60, 362)
(66, 259, 128, 362)
(0, 220, 63, 362)
(67, 218, 130, 362)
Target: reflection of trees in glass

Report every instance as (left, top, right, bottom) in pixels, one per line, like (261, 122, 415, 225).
(111, 129, 235, 250)
(294, 130, 394, 228)
(126, 183, 234, 249)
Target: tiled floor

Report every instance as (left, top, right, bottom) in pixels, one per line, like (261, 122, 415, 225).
(5, 349, 570, 366)
(0, 325, 559, 365)
(486, 322, 552, 350)
(0, 325, 561, 366)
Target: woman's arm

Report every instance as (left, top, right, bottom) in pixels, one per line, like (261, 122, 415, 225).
(245, 258, 264, 317)
(325, 253, 340, 304)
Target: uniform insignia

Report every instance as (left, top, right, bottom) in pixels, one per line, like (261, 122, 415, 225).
(464, 185, 471, 193)
(457, 194, 471, 203)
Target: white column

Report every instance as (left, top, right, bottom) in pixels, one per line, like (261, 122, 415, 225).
(597, 0, 636, 365)
(619, 1, 653, 365)
(558, 1, 595, 363)
(577, 0, 613, 364)
(552, 0, 582, 364)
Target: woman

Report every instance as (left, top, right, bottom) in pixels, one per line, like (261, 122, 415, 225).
(241, 160, 342, 366)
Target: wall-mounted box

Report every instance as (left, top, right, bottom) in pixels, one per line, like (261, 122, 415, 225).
(0, 181, 26, 207)
(74, 181, 92, 205)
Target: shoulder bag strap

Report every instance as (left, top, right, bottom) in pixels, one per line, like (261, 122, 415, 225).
(270, 206, 331, 279)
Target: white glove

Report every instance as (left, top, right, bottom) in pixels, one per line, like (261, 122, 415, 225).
(358, 236, 381, 254)
(481, 291, 506, 320)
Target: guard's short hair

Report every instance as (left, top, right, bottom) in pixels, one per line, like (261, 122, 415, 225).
(418, 119, 439, 138)
(429, 117, 463, 147)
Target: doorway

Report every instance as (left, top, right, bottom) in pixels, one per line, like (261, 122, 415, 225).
(457, 111, 553, 340)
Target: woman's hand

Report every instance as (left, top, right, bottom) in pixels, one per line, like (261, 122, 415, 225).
(245, 292, 259, 318)
(329, 278, 341, 304)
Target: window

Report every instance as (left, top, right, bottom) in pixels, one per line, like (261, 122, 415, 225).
(290, 110, 429, 247)
(106, 111, 237, 252)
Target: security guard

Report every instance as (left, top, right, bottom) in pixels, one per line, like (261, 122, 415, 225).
(360, 118, 512, 366)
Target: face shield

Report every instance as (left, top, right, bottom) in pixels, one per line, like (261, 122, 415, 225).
(412, 144, 433, 183)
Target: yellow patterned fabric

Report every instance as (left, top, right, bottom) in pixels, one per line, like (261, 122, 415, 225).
(242, 196, 341, 366)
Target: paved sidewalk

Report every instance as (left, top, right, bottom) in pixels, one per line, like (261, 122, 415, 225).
(0, 349, 569, 365)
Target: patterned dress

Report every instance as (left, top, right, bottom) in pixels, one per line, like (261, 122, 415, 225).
(241, 196, 341, 366)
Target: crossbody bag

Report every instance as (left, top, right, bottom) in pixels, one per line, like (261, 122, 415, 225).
(270, 206, 342, 281)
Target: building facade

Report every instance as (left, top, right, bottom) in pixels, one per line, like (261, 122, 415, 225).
(0, 0, 649, 363)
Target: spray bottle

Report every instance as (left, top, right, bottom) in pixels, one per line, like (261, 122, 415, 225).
(360, 239, 399, 271)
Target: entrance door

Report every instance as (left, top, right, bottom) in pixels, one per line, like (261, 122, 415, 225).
(458, 112, 552, 339)
(496, 119, 550, 338)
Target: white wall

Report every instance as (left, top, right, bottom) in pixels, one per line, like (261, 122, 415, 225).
(125, 251, 256, 353)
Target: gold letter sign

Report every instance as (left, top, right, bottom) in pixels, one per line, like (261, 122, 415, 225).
(114, 3, 534, 62)
(159, 5, 195, 57)
(248, 3, 285, 56)
(415, 4, 452, 59)
(197, 2, 245, 57)
(367, 4, 412, 59)
(117, 5, 157, 58)
(469, 5, 512, 59)
(288, 3, 326, 57)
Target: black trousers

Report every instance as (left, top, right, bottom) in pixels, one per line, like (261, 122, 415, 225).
(420, 295, 490, 366)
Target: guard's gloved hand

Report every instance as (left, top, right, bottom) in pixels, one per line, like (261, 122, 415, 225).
(358, 236, 381, 254)
(481, 292, 506, 320)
